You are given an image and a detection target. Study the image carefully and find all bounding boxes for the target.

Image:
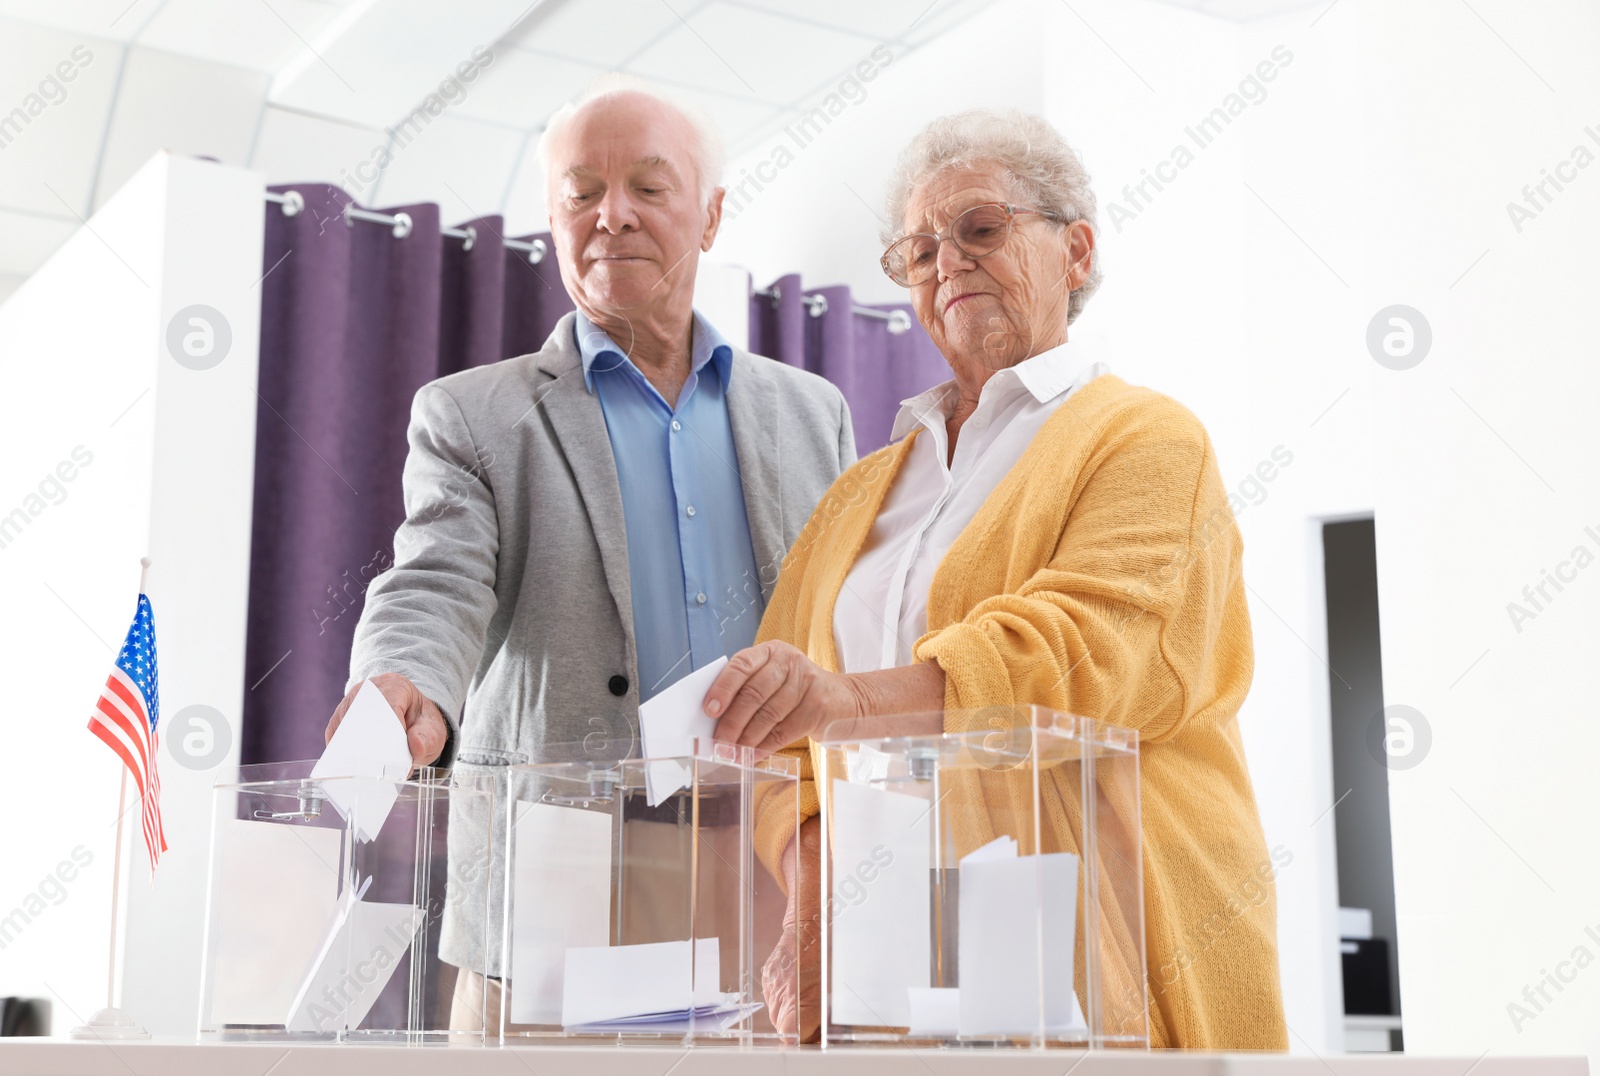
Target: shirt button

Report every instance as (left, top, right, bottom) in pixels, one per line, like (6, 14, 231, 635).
(696, 592, 707, 605)
(608, 674, 629, 697)
(671, 420, 682, 432)
(685, 504, 696, 517)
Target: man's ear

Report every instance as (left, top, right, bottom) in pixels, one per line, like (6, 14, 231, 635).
(1063, 219, 1095, 290)
(702, 187, 726, 251)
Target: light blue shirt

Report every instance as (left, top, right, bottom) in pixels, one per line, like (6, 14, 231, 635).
(576, 310, 765, 702)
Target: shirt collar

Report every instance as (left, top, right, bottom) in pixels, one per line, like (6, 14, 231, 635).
(574, 309, 733, 394)
(889, 339, 1093, 440)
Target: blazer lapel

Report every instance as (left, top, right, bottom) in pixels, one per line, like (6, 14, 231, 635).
(527, 314, 635, 648)
(726, 351, 786, 604)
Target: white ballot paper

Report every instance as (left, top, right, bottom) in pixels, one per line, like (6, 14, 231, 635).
(564, 995, 762, 1035)
(509, 802, 613, 1025)
(208, 818, 341, 1025)
(906, 987, 961, 1037)
(829, 779, 931, 1029)
(846, 743, 893, 783)
(561, 937, 722, 1027)
(312, 678, 413, 842)
(638, 655, 728, 807)
(285, 877, 425, 1033)
(957, 840, 1086, 1037)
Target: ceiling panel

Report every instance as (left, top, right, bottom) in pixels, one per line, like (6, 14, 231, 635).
(0, 271, 28, 306)
(96, 49, 267, 211)
(267, 0, 535, 129)
(0, 0, 161, 42)
(0, 20, 123, 216)
(726, 0, 976, 42)
(628, 1, 874, 104)
(500, 0, 682, 70)
(138, 0, 343, 74)
(0, 207, 78, 275)
(1159, 0, 1324, 18)
(901, 0, 991, 45)
(449, 46, 603, 129)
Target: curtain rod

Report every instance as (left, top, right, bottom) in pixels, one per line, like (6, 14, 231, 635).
(264, 189, 547, 264)
(752, 285, 911, 335)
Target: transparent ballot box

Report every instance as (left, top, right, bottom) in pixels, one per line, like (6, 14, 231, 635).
(197, 761, 496, 1043)
(817, 709, 1148, 1049)
(500, 742, 799, 1043)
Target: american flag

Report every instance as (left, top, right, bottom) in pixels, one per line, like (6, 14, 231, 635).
(86, 594, 167, 871)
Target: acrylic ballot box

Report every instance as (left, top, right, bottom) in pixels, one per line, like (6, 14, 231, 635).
(499, 741, 799, 1044)
(197, 761, 496, 1043)
(817, 708, 1148, 1049)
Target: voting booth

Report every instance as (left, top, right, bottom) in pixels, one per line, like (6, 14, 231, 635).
(196, 762, 496, 1043)
(816, 708, 1148, 1049)
(498, 741, 800, 1043)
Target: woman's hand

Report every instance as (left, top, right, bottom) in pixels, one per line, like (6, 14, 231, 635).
(705, 641, 863, 749)
(760, 818, 823, 1042)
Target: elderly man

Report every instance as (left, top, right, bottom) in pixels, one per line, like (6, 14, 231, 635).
(326, 79, 853, 1024)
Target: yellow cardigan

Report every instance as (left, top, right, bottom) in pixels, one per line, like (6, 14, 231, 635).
(753, 373, 1288, 1050)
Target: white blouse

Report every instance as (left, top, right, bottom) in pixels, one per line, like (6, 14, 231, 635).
(832, 342, 1108, 673)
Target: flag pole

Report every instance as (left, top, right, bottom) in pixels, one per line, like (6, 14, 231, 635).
(71, 557, 153, 1042)
(105, 768, 127, 1010)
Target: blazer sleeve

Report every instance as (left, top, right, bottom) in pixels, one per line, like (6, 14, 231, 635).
(347, 382, 501, 756)
(913, 403, 1252, 745)
(836, 389, 857, 471)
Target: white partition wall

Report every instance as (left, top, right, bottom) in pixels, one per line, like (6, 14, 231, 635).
(0, 152, 263, 1036)
(1362, 1, 1600, 1067)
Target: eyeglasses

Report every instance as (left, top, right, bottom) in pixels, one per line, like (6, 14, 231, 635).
(881, 202, 1061, 288)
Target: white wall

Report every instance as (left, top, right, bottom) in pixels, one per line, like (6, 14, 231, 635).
(0, 152, 262, 1036)
(1362, 0, 1600, 1067)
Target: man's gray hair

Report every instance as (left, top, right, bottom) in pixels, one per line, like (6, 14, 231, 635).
(884, 108, 1102, 324)
(538, 74, 725, 205)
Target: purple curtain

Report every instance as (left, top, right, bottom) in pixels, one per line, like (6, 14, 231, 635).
(749, 273, 950, 454)
(240, 184, 571, 767)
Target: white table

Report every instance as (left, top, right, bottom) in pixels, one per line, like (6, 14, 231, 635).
(0, 1041, 1588, 1076)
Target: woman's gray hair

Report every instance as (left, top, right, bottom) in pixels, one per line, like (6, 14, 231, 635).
(539, 73, 725, 205)
(884, 108, 1102, 324)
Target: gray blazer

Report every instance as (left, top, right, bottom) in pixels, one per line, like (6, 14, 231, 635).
(347, 311, 855, 769)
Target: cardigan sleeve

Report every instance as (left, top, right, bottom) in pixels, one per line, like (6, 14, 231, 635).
(913, 399, 1247, 745)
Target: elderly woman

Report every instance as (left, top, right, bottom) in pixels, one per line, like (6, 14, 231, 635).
(704, 109, 1286, 1049)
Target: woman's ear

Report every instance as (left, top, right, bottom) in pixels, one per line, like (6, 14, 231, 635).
(1062, 219, 1095, 291)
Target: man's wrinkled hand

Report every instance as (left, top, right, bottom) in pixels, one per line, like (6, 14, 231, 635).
(325, 672, 448, 773)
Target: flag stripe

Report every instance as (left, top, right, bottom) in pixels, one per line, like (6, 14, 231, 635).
(92, 696, 149, 786)
(104, 672, 146, 729)
(88, 720, 148, 801)
(94, 688, 148, 755)
(106, 669, 153, 769)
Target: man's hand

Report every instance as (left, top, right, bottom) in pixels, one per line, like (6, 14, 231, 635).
(325, 672, 449, 773)
(761, 817, 822, 1042)
(705, 641, 862, 750)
